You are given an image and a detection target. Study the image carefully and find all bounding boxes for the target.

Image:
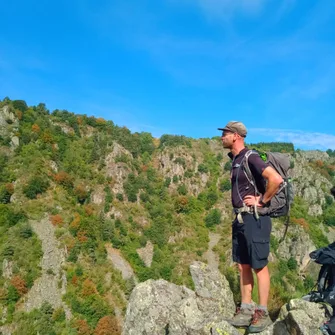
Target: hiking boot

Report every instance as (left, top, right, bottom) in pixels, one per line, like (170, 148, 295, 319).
(248, 309, 272, 333)
(229, 305, 254, 327)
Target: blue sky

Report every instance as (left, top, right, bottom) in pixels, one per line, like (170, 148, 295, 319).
(1, 0, 335, 150)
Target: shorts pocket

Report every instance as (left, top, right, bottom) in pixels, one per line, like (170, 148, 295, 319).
(252, 236, 270, 261)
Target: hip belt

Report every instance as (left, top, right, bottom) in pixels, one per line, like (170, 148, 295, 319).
(233, 205, 259, 223)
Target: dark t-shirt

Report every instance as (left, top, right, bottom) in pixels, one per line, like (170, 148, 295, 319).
(229, 147, 269, 208)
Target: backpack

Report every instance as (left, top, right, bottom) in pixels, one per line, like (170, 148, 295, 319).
(303, 243, 335, 334)
(242, 150, 294, 240)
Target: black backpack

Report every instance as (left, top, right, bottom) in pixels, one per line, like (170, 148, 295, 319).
(303, 243, 335, 335)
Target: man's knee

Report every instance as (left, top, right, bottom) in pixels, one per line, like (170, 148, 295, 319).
(238, 263, 252, 273)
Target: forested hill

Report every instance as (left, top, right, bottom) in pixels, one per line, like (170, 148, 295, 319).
(0, 97, 335, 334)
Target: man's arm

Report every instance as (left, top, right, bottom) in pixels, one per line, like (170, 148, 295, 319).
(260, 166, 284, 205)
(244, 166, 283, 207)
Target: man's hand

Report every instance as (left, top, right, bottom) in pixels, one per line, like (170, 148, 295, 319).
(244, 195, 262, 207)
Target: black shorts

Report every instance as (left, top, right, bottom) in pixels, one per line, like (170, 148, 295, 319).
(232, 213, 272, 269)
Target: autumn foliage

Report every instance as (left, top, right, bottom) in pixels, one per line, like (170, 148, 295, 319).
(32, 124, 41, 133)
(81, 279, 98, 296)
(50, 214, 63, 226)
(75, 319, 92, 335)
(10, 275, 28, 296)
(5, 183, 14, 195)
(77, 230, 88, 243)
(94, 316, 120, 335)
(53, 171, 74, 188)
(292, 217, 309, 230)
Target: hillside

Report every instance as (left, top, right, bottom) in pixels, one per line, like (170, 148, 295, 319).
(0, 98, 335, 334)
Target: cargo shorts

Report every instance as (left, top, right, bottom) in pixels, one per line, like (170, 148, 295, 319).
(232, 213, 272, 269)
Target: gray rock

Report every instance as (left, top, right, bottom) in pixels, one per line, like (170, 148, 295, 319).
(210, 320, 241, 335)
(190, 261, 235, 320)
(136, 241, 154, 267)
(123, 263, 332, 335)
(122, 262, 235, 335)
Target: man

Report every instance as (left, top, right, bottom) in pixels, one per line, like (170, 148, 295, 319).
(218, 121, 283, 333)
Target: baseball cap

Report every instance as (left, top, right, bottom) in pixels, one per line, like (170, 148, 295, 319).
(218, 121, 247, 137)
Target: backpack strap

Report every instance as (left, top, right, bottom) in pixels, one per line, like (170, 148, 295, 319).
(241, 150, 261, 219)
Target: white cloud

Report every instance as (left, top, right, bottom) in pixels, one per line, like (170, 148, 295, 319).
(250, 128, 335, 150)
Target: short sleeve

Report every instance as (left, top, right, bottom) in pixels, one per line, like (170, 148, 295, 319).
(247, 153, 269, 179)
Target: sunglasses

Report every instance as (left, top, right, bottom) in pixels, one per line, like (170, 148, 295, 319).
(221, 131, 234, 137)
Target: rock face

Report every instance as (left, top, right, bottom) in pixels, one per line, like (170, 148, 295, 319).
(292, 151, 334, 216)
(136, 241, 154, 267)
(0, 106, 19, 148)
(122, 261, 235, 335)
(105, 142, 133, 195)
(123, 261, 332, 335)
(106, 244, 135, 281)
(20, 217, 72, 320)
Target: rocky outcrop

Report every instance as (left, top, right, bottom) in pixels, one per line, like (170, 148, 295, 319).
(122, 261, 235, 335)
(2, 259, 13, 279)
(157, 147, 210, 196)
(91, 185, 105, 205)
(292, 151, 333, 215)
(105, 142, 133, 195)
(0, 106, 19, 148)
(123, 261, 331, 335)
(20, 217, 72, 320)
(273, 223, 316, 271)
(136, 241, 154, 267)
(106, 244, 136, 281)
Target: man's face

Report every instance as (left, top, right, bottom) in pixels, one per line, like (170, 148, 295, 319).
(221, 130, 235, 148)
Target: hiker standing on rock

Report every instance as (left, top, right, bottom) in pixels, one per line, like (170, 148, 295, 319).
(218, 121, 283, 333)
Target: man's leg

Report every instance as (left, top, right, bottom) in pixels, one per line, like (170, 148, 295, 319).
(238, 263, 254, 304)
(255, 265, 270, 306)
(230, 263, 255, 327)
(230, 217, 255, 327)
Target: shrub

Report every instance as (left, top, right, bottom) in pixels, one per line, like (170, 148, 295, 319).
(164, 177, 171, 187)
(10, 275, 28, 296)
(0, 204, 26, 227)
(12, 99, 28, 112)
(127, 192, 137, 203)
(53, 171, 74, 188)
(19, 224, 33, 238)
(75, 319, 92, 335)
(7, 285, 20, 303)
(224, 161, 232, 171)
(94, 315, 120, 335)
(177, 184, 187, 195)
(74, 185, 89, 204)
(174, 157, 186, 169)
(0, 184, 12, 203)
(116, 193, 123, 201)
(287, 257, 298, 271)
(23, 176, 50, 199)
(205, 209, 221, 228)
(219, 178, 231, 192)
(50, 214, 63, 226)
(198, 164, 208, 174)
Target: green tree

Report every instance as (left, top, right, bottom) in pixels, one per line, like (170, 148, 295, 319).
(205, 209, 221, 228)
(23, 176, 49, 199)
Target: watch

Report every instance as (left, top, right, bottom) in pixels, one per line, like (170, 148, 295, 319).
(259, 196, 270, 207)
